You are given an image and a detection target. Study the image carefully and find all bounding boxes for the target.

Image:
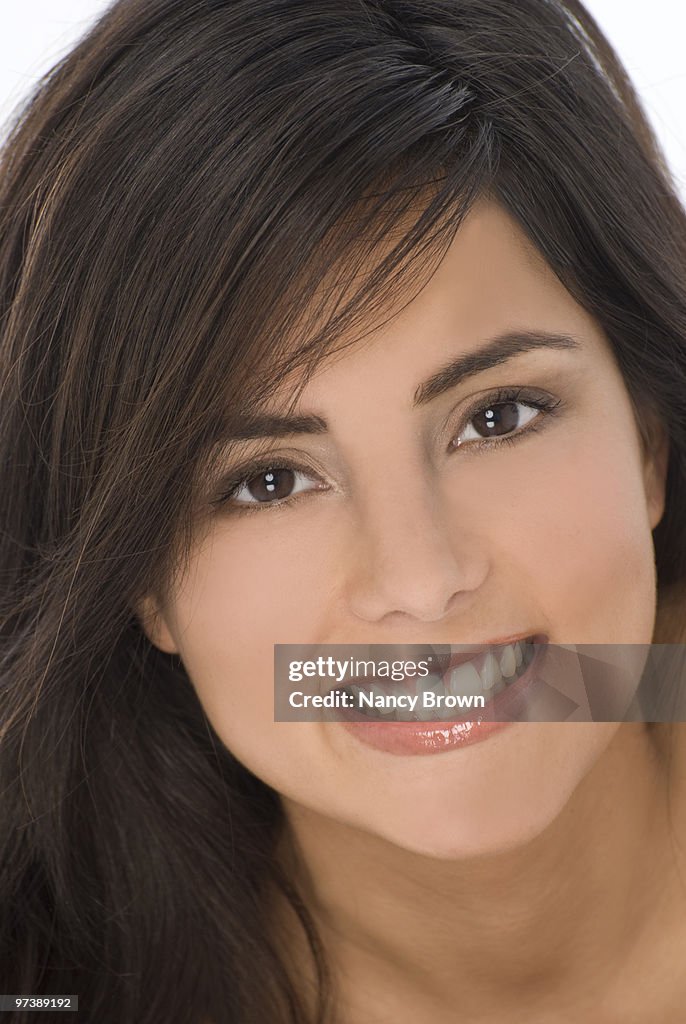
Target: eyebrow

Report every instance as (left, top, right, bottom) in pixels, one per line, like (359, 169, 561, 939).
(223, 330, 581, 441)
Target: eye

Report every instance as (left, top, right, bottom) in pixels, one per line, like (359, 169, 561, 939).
(452, 393, 551, 449)
(230, 465, 320, 505)
(210, 460, 327, 514)
(211, 387, 563, 515)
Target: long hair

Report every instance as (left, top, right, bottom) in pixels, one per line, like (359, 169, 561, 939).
(1, 1, 686, 1020)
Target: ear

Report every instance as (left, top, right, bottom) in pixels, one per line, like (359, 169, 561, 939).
(134, 594, 180, 655)
(642, 414, 669, 531)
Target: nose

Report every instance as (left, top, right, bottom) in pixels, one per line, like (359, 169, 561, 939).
(345, 453, 487, 625)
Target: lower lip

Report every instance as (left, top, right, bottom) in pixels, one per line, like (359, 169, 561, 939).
(337, 637, 548, 756)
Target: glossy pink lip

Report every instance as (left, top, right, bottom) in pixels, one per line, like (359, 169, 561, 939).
(337, 636, 549, 756)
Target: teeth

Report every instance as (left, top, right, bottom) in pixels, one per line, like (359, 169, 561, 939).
(337, 640, 537, 722)
(414, 700, 436, 721)
(414, 674, 444, 720)
(417, 673, 445, 698)
(448, 661, 484, 699)
(368, 683, 394, 714)
(400, 675, 417, 697)
(499, 644, 517, 678)
(478, 650, 502, 690)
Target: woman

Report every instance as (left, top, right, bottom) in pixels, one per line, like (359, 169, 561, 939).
(2, 0, 686, 1021)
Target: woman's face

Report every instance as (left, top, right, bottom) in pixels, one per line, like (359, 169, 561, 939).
(137, 200, 668, 858)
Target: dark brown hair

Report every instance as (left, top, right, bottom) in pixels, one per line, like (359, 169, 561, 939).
(1, 1, 686, 1021)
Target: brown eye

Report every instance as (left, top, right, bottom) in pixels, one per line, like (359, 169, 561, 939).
(472, 401, 522, 437)
(240, 467, 297, 503)
(455, 400, 539, 446)
(216, 461, 327, 512)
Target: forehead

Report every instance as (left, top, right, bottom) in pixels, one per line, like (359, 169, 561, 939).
(267, 197, 596, 407)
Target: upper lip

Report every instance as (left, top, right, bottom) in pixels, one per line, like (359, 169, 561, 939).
(340, 632, 547, 690)
(443, 632, 546, 670)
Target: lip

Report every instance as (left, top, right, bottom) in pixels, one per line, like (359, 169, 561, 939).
(441, 632, 548, 676)
(336, 635, 549, 756)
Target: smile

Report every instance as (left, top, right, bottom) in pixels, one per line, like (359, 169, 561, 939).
(339, 636, 541, 722)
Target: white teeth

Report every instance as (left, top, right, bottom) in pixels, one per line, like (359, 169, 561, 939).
(401, 676, 417, 697)
(417, 674, 445, 697)
(368, 683, 393, 714)
(448, 661, 484, 699)
(478, 650, 502, 690)
(499, 644, 517, 678)
(414, 700, 436, 721)
(339, 642, 534, 722)
(414, 675, 444, 720)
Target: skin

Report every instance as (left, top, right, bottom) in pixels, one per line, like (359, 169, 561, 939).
(136, 200, 686, 1020)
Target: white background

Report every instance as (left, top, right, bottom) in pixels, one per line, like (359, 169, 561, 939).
(1, 0, 685, 203)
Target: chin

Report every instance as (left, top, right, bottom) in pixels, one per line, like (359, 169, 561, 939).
(372, 805, 566, 861)
(361, 726, 622, 860)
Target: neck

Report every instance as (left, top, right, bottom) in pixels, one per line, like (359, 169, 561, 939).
(280, 724, 685, 1020)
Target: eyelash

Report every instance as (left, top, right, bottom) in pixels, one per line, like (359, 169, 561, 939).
(211, 386, 564, 516)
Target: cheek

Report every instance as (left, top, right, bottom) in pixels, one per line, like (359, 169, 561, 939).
(161, 544, 336, 807)
(467, 421, 657, 645)
(162, 525, 335, 743)
(540, 440, 656, 643)
(199, 518, 334, 636)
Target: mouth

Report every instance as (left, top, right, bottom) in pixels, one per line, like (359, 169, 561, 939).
(337, 633, 547, 722)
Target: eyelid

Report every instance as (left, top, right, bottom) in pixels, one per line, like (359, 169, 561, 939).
(458, 384, 557, 421)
